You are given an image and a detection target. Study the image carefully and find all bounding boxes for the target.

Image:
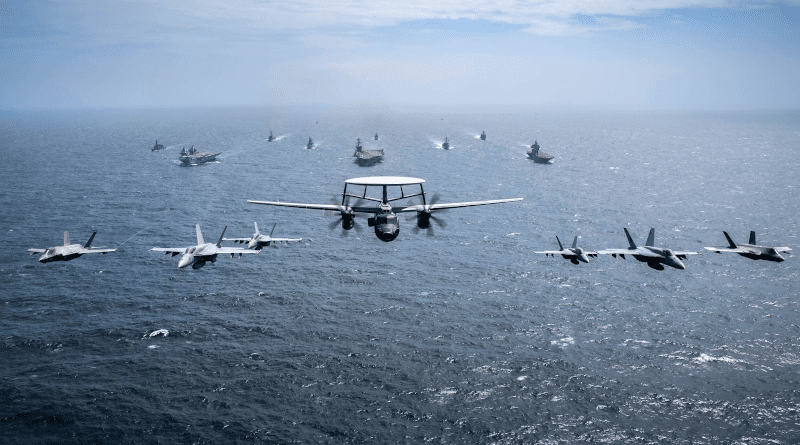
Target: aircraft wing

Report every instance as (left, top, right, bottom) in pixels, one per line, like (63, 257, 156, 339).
(599, 248, 661, 258)
(222, 237, 251, 243)
(776, 247, 792, 253)
(270, 237, 303, 243)
(395, 198, 523, 213)
(534, 250, 565, 255)
(150, 247, 187, 253)
(672, 250, 699, 256)
(216, 247, 260, 254)
(84, 248, 116, 254)
(28, 249, 46, 254)
(248, 201, 341, 211)
(703, 247, 743, 253)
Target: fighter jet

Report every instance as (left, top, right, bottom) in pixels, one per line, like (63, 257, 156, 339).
(150, 225, 259, 269)
(600, 228, 698, 270)
(28, 231, 116, 263)
(535, 236, 599, 264)
(222, 222, 302, 250)
(704, 231, 791, 262)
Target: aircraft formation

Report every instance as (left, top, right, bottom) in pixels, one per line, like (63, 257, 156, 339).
(28, 175, 790, 270)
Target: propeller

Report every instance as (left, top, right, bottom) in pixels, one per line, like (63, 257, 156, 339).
(325, 196, 364, 235)
(408, 194, 447, 237)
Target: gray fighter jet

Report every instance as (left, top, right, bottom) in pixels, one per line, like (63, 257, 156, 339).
(151, 225, 259, 269)
(28, 231, 116, 263)
(223, 222, 302, 250)
(704, 231, 791, 262)
(535, 236, 599, 264)
(600, 228, 698, 270)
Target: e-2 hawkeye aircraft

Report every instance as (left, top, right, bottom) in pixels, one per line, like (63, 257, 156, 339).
(535, 235, 600, 264)
(704, 231, 791, 262)
(150, 225, 259, 269)
(248, 176, 522, 242)
(223, 222, 302, 250)
(28, 231, 116, 263)
(599, 228, 699, 270)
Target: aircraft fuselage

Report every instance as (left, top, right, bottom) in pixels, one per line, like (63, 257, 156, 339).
(370, 212, 400, 242)
(38, 244, 85, 263)
(178, 243, 219, 268)
(736, 244, 785, 262)
(632, 247, 685, 270)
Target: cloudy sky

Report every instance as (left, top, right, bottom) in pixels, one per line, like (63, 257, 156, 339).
(1, 0, 799, 109)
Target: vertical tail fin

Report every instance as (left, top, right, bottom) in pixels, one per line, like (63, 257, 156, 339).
(269, 223, 277, 238)
(64, 231, 70, 246)
(723, 231, 737, 248)
(749, 231, 756, 245)
(216, 226, 227, 248)
(571, 236, 578, 249)
(645, 228, 655, 247)
(196, 225, 204, 245)
(556, 236, 564, 250)
(254, 222, 260, 235)
(84, 231, 97, 248)
(624, 228, 637, 249)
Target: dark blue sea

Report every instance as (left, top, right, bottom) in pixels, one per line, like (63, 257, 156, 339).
(1, 106, 799, 444)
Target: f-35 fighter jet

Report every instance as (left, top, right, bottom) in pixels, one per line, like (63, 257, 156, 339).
(704, 231, 791, 262)
(28, 231, 116, 263)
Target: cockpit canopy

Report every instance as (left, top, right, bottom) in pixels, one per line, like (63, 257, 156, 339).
(376, 214, 398, 225)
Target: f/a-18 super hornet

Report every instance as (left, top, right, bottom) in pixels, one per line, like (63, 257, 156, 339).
(28, 231, 116, 263)
(535, 235, 599, 264)
(223, 222, 302, 250)
(600, 228, 698, 270)
(150, 225, 259, 269)
(704, 231, 791, 262)
(248, 176, 522, 242)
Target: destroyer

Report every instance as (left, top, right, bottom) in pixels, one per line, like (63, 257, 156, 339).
(152, 140, 165, 151)
(179, 146, 220, 166)
(267, 131, 275, 142)
(480, 131, 486, 140)
(441, 137, 450, 150)
(527, 140, 553, 164)
(353, 138, 384, 166)
(374, 133, 379, 141)
(307, 137, 314, 149)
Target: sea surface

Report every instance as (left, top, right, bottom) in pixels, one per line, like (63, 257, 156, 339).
(1, 106, 799, 444)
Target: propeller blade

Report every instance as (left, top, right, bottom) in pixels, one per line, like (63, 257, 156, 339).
(328, 218, 342, 230)
(431, 215, 447, 228)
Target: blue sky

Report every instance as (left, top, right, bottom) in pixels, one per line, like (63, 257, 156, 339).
(1, 1, 799, 109)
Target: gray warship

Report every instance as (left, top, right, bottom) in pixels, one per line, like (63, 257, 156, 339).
(152, 140, 165, 151)
(179, 146, 220, 166)
(480, 131, 486, 140)
(374, 133, 379, 141)
(441, 137, 450, 150)
(306, 137, 314, 149)
(527, 140, 553, 164)
(353, 138, 384, 166)
(267, 131, 275, 142)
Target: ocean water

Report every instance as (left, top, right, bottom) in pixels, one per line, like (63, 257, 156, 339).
(1, 106, 799, 444)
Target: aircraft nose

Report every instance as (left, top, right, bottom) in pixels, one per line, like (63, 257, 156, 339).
(579, 254, 589, 263)
(674, 258, 686, 269)
(178, 254, 193, 268)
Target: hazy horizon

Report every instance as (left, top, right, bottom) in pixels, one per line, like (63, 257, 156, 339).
(2, 1, 799, 110)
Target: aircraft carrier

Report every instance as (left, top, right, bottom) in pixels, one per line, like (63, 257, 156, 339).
(527, 141, 553, 163)
(179, 146, 220, 166)
(353, 138, 384, 166)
